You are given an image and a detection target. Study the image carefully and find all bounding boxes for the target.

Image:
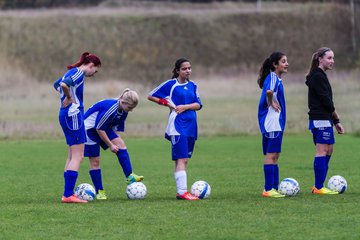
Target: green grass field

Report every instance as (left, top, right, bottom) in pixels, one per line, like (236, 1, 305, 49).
(0, 135, 359, 239)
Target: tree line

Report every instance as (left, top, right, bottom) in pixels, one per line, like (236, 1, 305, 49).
(0, 0, 354, 9)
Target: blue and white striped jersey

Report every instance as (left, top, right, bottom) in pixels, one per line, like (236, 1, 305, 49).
(54, 68, 85, 116)
(258, 72, 286, 134)
(149, 79, 202, 139)
(84, 99, 128, 133)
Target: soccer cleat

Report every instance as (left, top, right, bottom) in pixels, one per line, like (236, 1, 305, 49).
(61, 194, 88, 203)
(126, 173, 144, 185)
(176, 192, 199, 200)
(96, 190, 107, 200)
(262, 189, 286, 198)
(312, 186, 339, 195)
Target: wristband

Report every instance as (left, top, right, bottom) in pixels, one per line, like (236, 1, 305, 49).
(158, 98, 168, 106)
(333, 118, 340, 125)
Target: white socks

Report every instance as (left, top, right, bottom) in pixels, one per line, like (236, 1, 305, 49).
(174, 170, 187, 195)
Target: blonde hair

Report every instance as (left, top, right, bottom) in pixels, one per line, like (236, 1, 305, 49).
(119, 88, 139, 108)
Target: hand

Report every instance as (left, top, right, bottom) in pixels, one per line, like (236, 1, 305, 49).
(270, 101, 281, 112)
(110, 144, 120, 153)
(62, 97, 75, 108)
(174, 105, 187, 114)
(335, 123, 345, 134)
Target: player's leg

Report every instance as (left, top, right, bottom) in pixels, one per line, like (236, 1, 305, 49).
(111, 135, 143, 184)
(262, 132, 285, 197)
(311, 128, 337, 194)
(85, 142, 106, 199)
(62, 143, 87, 203)
(172, 136, 198, 200)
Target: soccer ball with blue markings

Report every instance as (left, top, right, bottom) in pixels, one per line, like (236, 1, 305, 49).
(279, 178, 300, 196)
(126, 182, 147, 199)
(190, 180, 211, 199)
(75, 183, 96, 201)
(327, 175, 347, 194)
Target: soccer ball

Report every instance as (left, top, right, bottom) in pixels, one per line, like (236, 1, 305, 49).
(279, 178, 300, 196)
(75, 183, 96, 201)
(327, 175, 347, 194)
(126, 182, 147, 199)
(190, 180, 211, 199)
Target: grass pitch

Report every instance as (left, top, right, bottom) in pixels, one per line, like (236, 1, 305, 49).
(0, 135, 359, 239)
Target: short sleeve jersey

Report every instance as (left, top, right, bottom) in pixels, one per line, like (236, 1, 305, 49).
(84, 99, 128, 136)
(149, 79, 202, 139)
(55, 68, 85, 116)
(258, 72, 286, 134)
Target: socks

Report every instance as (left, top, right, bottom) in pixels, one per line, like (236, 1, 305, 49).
(325, 155, 331, 180)
(116, 149, 133, 178)
(263, 164, 274, 191)
(273, 164, 279, 190)
(64, 170, 78, 197)
(314, 156, 327, 189)
(174, 170, 187, 195)
(89, 169, 104, 193)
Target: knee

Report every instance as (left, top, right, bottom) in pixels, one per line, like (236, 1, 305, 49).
(90, 158, 100, 169)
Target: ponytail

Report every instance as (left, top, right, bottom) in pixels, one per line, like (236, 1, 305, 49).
(306, 47, 331, 78)
(67, 52, 101, 70)
(172, 58, 190, 79)
(257, 52, 285, 89)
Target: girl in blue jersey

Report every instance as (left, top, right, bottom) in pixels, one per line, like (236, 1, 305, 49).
(257, 52, 289, 198)
(306, 47, 345, 195)
(53, 52, 101, 203)
(148, 58, 202, 200)
(84, 89, 144, 200)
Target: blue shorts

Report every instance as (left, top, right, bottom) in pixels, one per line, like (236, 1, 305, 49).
(170, 135, 196, 160)
(59, 112, 86, 146)
(262, 131, 283, 155)
(84, 129, 119, 157)
(311, 127, 335, 145)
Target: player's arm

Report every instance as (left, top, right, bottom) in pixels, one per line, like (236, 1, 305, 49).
(174, 103, 201, 114)
(147, 96, 175, 109)
(96, 129, 120, 153)
(266, 90, 280, 112)
(332, 110, 345, 134)
(60, 77, 76, 108)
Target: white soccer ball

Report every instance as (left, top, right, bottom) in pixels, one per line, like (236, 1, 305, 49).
(279, 178, 300, 196)
(75, 183, 96, 201)
(327, 175, 347, 194)
(190, 180, 211, 199)
(126, 182, 147, 199)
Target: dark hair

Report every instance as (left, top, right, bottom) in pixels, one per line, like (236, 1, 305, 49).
(67, 52, 102, 70)
(306, 47, 332, 78)
(172, 58, 190, 79)
(257, 52, 285, 89)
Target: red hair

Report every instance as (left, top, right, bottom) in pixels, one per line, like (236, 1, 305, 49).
(67, 52, 102, 70)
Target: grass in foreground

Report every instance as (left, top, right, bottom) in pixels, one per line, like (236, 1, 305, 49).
(0, 135, 359, 239)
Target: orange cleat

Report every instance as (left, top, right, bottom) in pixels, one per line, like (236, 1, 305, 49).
(176, 192, 199, 200)
(312, 186, 338, 195)
(61, 194, 88, 203)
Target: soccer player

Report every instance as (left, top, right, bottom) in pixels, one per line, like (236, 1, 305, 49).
(305, 47, 345, 195)
(148, 58, 202, 200)
(53, 52, 101, 203)
(257, 52, 289, 198)
(84, 88, 144, 200)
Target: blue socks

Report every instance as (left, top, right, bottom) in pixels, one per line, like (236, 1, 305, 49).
(314, 156, 327, 189)
(116, 149, 133, 178)
(264, 164, 274, 191)
(264, 164, 280, 191)
(273, 164, 279, 190)
(89, 169, 104, 193)
(64, 170, 78, 197)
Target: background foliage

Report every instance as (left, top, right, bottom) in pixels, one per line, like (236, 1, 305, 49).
(0, 1, 359, 84)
